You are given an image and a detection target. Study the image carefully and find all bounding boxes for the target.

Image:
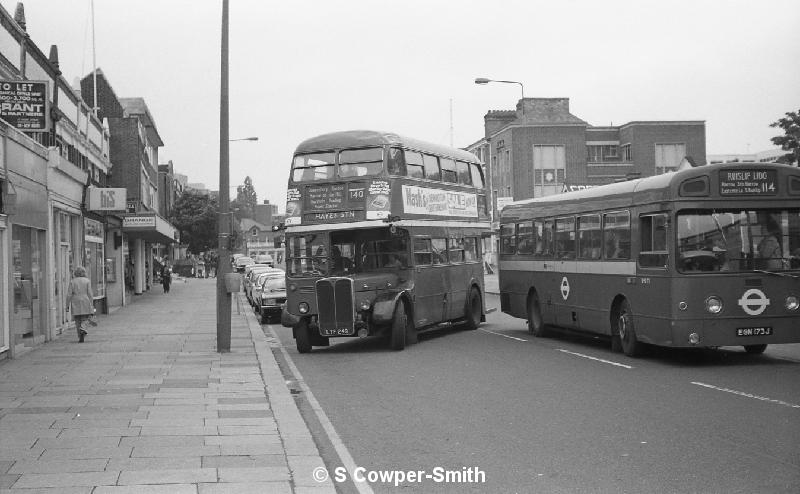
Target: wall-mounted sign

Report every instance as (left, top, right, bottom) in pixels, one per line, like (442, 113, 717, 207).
(122, 215, 156, 228)
(0, 80, 49, 131)
(87, 187, 127, 211)
(126, 201, 137, 213)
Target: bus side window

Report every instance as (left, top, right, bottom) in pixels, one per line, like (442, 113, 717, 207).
(517, 222, 535, 254)
(423, 154, 441, 181)
(500, 224, 516, 254)
(604, 211, 631, 259)
(456, 161, 472, 185)
(414, 238, 432, 266)
(469, 163, 485, 189)
(533, 219, 553, 258)
(555, 217, 576, 259)
(463, 237, 479, 262)
(405, 150, 425, 179)
(440, 158, 457, 183)
(387, 147, 406, 176)
(432, 238, 448, 264)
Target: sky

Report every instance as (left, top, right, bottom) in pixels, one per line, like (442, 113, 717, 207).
(8, 0, 800, 212)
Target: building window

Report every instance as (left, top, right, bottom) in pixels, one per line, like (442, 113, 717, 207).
(655, 143, 685, 174)
(622, 144, 632, 161)
(587, 145, 619, 163)
(533, 145, 566, 197)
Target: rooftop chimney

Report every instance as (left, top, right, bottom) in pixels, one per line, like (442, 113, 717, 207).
(49, 45, 60, 71)
(14, 3, 26, 31)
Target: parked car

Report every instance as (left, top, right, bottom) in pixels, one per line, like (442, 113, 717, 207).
(255, 275, 287, 324)
(253, 254, 274, 266)
(234, 256, 254, 273)
(245, 267, 282, 304)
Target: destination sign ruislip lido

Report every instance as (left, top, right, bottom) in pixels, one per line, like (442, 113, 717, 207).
(719, 169, 777, 196)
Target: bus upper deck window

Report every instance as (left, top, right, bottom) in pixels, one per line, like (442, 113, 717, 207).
(423, 154, 441, 181)
(387, 148, 406, 176)
(405, 151, 425, 179)
(292, 152, 335, 182)
(469, 163, 485, 188)
(440, 158, 457, 183)
(339, 148, 383, 178)
(456, 161, 472, 185)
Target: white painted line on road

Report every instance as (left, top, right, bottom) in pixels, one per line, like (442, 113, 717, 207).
(479, 328, 528, 342)
(557, 349, 633, 369)
(268, 326, 375, 494)
(691, 382, 800, 409)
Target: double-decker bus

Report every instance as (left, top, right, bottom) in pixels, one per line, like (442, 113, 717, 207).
(498, 161, 800, 357)
(280, 130, 490, 353)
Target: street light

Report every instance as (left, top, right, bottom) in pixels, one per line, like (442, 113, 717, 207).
(217, 0, 232, 353)
(474, 77, 525, 102)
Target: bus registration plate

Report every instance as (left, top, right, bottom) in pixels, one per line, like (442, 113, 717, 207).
(735, 326, 772, 337)
(321, 328, 354, 336)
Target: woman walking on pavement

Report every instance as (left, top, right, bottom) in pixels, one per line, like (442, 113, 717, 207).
(162, 262, 172, 293)
(66, 266, 94, 343)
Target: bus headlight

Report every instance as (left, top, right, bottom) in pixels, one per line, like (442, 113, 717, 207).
(359, 300, 371, 311)
(298, 302, 309, 314)
(786, 296, 799, 311)
(705, 296, 723, 314)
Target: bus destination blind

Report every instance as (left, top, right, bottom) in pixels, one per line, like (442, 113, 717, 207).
(719, 169, 777, 196)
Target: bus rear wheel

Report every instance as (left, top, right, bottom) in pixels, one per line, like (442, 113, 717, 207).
(295, 319, 312, 354)
(463, 287, 482, 330)
(616, 299, 642, 357)
(390, 300, 410, 351)
(744, 344, 767, 354)
(527, 291, 548, 337)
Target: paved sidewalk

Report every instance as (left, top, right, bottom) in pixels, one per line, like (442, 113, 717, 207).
(0, 277, 335, 494)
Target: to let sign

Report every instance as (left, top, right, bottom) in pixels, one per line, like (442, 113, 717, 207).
(719, 169, 777, 196)
(0, 80, 49, 131)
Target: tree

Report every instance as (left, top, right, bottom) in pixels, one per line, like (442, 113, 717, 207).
(770, 109, 800, 165)
(235, 176, 258, 219)
(169, 191, 219, 254)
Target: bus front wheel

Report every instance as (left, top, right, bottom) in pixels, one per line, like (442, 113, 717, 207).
(463, 287, 482, 330)
(744, 344, 767, 354)
(527, 291, 548, 337)
(390, 300, 410, 351)
(295, 319, 312, 354)
(616, 299, 642, 357)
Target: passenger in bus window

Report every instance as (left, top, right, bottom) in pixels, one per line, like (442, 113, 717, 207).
(331, 246, 352, 273)
(606, 233, 621, 259)
(756, 213, 783, 269)
(385, 253, 405, 269)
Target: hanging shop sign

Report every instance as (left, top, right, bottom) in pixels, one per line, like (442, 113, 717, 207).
(86, 187, 127, 211)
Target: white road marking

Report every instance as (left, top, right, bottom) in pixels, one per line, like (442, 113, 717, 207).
(557, 349, 633, 369)
(691, 382, 800, 409)
(479, 328, 528, 341)
(268, 326, 375, 494)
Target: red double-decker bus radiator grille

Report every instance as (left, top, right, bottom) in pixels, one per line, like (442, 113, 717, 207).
(315, 278, 355, 335)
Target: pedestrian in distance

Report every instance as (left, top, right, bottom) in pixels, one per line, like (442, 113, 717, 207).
(66, 266, 94, 343)
(162, 262, 172, 293)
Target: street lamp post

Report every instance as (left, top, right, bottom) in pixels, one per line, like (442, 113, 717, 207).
(216, 0, 231, 352)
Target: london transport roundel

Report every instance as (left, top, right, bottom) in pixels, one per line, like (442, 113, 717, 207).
(560, 276, 570, 300)
(737, 288, 770, 316)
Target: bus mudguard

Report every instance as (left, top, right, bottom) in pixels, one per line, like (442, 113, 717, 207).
(372, 291, 411, 325)
(281, 307, 300, 328)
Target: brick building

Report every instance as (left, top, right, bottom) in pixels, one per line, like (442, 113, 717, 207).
(466, 98, 706, 218)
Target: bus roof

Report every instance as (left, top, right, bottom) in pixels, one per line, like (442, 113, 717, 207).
(294, 130, 481, 164)
(501, 161, 800, 219)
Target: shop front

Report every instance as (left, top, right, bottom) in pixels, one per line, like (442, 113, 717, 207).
(122, 213, 177, 295)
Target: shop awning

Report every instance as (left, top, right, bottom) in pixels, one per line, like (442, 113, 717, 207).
(122, 213, 179, 244)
